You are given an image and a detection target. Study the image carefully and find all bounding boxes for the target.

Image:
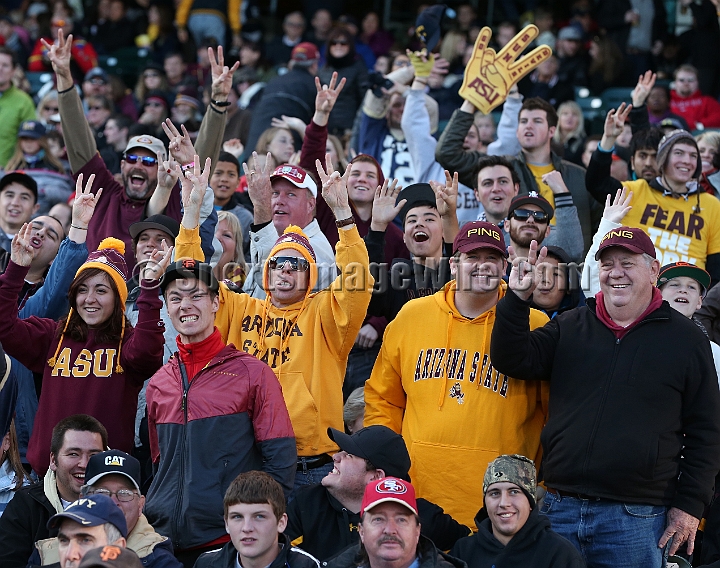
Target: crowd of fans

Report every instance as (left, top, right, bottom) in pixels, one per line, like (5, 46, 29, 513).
(2, 1, 720, 568)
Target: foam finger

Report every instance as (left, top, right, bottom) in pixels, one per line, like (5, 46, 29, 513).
(472, 27, 493, 58)
(496, 25, 539, 66)
(507, 45, 552, 83)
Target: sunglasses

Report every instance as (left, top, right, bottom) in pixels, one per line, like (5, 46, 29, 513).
(268, 256, 310, 272)
(331, 40, 349, 46)
(51, 19, 67, 27)
(511, 209, 550, 223)
(124, 154, 158, 166)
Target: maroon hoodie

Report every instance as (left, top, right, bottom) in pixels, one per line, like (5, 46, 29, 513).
(0, 261, 165, 474)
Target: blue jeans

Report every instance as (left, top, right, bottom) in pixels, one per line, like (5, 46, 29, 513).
(540, 490, 669, 568)
(289, 461, 334, 502)
(187, 13, 226, 48)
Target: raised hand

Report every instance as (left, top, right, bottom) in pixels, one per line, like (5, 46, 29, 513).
(161, 119, 196, 166)
(370, 178, 405, 231)
(407, 48, 435, 79)
(209, 45, 240, 103)
(140, 239, 174, 281)
(631, 70, 656, 107)
(603, 187, 633, 224)
(314, 72, 347, 125)
(316, 154, 352, 218)
(40, 29, 73, 89)
(602, 102, 632, 143)
(157, 152, 180, 192)
(222, 138, 244, 158)
(243, 151, 273, 205)
(72, 173, 103, 228)
(11, 223, 37, 267)
(183, 155, 212, 210)
(541, 170, 570, 195)
(507, 240, 547, 301)
(271, 115, 307, 137)
(459, 25, 552, 114)
(429, 171, 459, 218)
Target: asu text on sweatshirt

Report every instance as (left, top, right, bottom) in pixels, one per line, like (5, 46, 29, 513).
(0, 261, 164, 474)
(364, 281, 549, 527)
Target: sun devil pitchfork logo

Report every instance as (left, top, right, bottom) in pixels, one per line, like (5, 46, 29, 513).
(376, 478, 408, 494)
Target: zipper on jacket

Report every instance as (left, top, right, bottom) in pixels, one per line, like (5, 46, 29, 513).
(169, 352, 231, 550)
(172, 359, 192, 549)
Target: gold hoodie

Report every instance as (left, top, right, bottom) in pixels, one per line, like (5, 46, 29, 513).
(175, 224, 373, 456)
(364, 281, 549, 527)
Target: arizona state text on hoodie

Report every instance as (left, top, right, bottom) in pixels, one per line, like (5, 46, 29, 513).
(365, 281, 549, 527)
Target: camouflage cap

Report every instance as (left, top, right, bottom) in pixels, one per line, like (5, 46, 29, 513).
(483, 454, 537, 507)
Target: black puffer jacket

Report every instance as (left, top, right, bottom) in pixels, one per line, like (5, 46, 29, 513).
(491, 291, 720, 519)
(449, 508, 585, 568)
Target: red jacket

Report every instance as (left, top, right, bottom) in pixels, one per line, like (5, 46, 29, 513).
(28, 36, 97, 75)
(145, 342, 296, 549)
(670, 90, 720, 129)
(0, 261, 164, 474)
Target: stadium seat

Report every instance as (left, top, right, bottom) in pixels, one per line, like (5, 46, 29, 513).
(25, 72, 54, 98)
(575, 86, 604, 135)
(601, 87, 634, 111)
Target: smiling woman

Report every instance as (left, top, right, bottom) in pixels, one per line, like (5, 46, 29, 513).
(0, 178, 170, 475)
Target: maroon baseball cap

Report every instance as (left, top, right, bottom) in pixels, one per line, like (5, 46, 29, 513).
(270, 164, 318, 196)
(361, 477, 418, 517)
(595, 226, 656, 260)
(291, 42, 319, 62)
(453, 221, 508, 257)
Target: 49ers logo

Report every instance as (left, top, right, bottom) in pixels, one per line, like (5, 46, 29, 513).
(375, 479, 408, 494)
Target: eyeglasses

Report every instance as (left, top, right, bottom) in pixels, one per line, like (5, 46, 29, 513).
(86, 488, 138, 502)
(511, 209, 550, 223)
(330, 40, 349, 46)
(51, 19, 67, 27)
(124, 154, 158, 166)
(44, 106, 59, 113)
(268, 256, 310, 272)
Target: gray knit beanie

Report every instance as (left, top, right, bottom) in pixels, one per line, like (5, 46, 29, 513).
(656, 129, 702, 178)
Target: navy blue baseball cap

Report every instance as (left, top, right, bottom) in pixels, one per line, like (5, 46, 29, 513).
(47, 494, 128, 537)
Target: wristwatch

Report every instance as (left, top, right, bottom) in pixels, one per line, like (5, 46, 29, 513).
(335, 215, 355, 228)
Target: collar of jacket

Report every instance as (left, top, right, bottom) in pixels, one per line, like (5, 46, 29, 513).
(586, 296, 673, 324)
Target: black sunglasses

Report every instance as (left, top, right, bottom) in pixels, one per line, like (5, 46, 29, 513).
(511, 209, 550, 223)
(331, 40, 349, 46)
(124, 154, 158, 167)
(268, 256, 310, 272)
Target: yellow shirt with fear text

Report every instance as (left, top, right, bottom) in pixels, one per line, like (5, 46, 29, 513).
(621, 179, 720, 267)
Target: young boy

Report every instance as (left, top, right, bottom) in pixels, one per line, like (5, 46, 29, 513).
(194, 471, 320, 568)
(656, 261, 720, 381)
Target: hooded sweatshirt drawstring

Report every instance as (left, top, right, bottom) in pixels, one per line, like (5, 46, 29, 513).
(437, 309, 455, 409)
